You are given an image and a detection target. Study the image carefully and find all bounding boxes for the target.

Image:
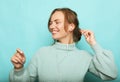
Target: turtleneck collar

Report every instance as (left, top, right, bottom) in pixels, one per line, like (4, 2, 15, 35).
(53, 42, 76, 51)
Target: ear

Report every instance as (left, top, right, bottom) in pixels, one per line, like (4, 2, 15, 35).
(68, 23, 75, 32)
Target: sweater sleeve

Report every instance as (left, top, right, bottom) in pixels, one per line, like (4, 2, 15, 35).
(88, 43, 118, 80)
(9, 53, 39, 82)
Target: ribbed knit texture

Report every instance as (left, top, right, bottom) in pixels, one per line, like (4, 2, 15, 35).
(9, 42, 118, 82)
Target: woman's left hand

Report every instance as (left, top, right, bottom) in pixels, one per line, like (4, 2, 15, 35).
(80, 29, 96, 46)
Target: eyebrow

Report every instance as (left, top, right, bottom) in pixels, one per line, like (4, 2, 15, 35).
(50, 19, 60, 22)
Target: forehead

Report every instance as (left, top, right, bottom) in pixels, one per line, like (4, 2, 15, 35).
(51, 11, 64, 21)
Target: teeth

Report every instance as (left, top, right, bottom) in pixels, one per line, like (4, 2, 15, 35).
(52, 31, 58, 34)
(52, 29, 58, 34)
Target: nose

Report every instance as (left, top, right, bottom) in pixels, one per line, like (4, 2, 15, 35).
(49, 22, 56, 29)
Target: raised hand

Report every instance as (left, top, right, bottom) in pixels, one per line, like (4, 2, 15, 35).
(11, 49, 26, 70)
(80, 29, 96, 46)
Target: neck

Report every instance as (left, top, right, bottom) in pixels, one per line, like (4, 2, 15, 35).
(58, 33, 74, 44)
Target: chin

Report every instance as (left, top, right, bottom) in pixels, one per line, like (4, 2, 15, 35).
(52, 36, 59, 40)
(52, 37, 59, 40)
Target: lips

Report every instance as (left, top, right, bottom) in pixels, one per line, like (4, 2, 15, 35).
(52, 31, 58, 34)
(51, 29, 59, 34)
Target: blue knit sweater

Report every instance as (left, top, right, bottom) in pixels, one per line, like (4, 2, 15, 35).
(9, 42, 118, 82)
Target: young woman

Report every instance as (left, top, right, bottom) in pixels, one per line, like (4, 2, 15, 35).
(10, 8, 118, 82)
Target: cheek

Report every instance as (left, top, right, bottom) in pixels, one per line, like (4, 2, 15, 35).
(57, 25, 66, 32)
(59, 29, 68, 35)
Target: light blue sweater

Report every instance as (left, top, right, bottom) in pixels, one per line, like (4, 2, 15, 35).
(9, 42, 118, 82)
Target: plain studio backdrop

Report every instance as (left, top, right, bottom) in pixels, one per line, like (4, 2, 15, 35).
(0, 0, 120, 82)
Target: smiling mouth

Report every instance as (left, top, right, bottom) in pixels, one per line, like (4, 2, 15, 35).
(52, 31, 58, 34)
(51, 29, 59, 34)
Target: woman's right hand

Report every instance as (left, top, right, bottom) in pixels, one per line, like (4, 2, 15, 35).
(11, 49, 26, 70)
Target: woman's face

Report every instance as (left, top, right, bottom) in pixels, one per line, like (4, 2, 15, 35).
(49, 11, 70, 42)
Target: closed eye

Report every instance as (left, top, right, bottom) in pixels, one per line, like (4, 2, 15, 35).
(56, 21, 61, 24)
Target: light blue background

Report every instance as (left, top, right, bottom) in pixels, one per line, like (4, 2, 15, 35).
(0, 0, 120, 82)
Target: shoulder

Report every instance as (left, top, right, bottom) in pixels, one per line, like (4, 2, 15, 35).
(34, 45, 56, 56)
(35, 46, 53, 54)
(30, 46, 53, 60)
(38, 46, 52, 51)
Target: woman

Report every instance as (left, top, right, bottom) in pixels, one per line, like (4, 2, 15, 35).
(10, 8, 118, 82)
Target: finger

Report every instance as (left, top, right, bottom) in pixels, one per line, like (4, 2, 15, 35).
(15, 53, 23, 63)
(16, 48, 25, 57)
(16, 49, 26, 63)
(81, 30, 94, 39)
(83, 30, 92, 36)
(87, 31, 91, 37)
(16, 48, 23, 54)
(81, 30, 88, 35)
(14, 56, 23, 64)
(22, 57, 26, 63)
(80, 29, 86, 34)
(87, 31, 94, 38)
(11, 54, 23, 64)
(11, 57, 19, 64)
(83, 31, 89, 38)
